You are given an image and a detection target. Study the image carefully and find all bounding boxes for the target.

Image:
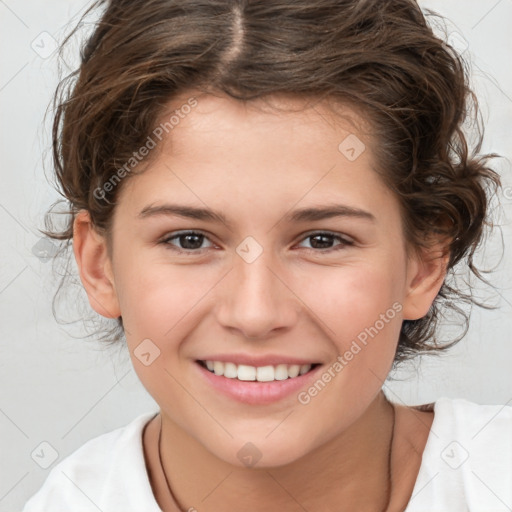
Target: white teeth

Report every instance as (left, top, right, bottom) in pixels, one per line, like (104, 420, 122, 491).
(202, 361, 314, 381)
(274, 364, 289, 380)
(299, 364, 310, 375)
(237, 364, 256, 381)
(256, 365, 274, 382)
(224, 362, 238, 379)
(213, 361, 224, 376)
(288, 365, 300, 378)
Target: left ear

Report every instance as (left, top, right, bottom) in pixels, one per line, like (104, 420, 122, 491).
(401, 241, 450, 321)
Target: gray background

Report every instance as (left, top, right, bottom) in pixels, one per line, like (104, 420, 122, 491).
(1, 1, 511, 510)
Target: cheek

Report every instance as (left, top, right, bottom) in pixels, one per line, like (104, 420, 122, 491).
(296, 260, 406, 394)
(305, 262, 405, 336)
(116, 262, 212, 405)
(289, 265, 405, 423)
(115, 256, 220, 348)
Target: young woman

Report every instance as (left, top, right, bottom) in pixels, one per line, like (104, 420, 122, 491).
(23, 0, 511, 511)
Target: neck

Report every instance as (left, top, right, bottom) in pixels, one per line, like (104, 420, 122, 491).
(153, 391, 395, 512)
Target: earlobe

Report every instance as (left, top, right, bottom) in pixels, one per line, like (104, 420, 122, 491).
(72, 210, 121, 319)
(401, 245, 450, 321)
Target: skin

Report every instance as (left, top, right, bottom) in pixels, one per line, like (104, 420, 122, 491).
(73, 92, 447, 511)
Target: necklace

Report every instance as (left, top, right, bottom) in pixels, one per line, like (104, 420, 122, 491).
(382, 398, 396, 512)
(156, 414, 182, 511)
(157, 399, 396, 512)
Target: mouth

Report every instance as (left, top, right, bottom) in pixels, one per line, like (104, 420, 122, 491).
(196, 359, 321, 382)
(194, 358, 325, 405)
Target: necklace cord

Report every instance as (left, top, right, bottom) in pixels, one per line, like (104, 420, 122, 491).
(383, 398, 396, 512)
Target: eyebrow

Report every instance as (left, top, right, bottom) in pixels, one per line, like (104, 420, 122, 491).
(137, 203, 375, 227)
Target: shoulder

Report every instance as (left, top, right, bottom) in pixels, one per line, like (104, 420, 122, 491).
(429, 396, 512, 452)
(22, 411, 161, 512)
(405, 397, 512, 511)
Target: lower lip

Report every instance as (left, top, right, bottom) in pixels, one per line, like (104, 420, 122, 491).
(194, 361, 323, 405)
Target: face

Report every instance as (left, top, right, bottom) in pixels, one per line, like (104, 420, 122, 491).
(77, 92, 443, 468)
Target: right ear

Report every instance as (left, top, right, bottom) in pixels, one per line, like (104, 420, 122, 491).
(72, 210, 121, 319)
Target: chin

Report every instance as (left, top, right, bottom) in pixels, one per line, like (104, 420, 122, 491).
(202, 434, 315, 470)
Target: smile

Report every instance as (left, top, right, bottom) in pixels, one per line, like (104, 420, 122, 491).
(198, 360, 320, 382)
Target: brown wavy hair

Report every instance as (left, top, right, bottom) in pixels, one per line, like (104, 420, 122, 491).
(44, 0, 501, 365)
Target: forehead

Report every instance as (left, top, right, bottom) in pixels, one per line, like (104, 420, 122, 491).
(143, 91, 379, 185)
(160, 90, 374, 149)
(115, 91, 400, 234)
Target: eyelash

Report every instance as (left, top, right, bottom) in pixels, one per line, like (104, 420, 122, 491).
(159, 230, 355, 255)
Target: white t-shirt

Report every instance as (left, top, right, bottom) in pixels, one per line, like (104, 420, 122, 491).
(22, 397, 512, 512)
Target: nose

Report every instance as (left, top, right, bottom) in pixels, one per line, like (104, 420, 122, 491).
(215, 247, 299, 340)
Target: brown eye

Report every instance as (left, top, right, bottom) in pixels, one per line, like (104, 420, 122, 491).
(298, 232, 354, 252)
(160, 231, 213, 253)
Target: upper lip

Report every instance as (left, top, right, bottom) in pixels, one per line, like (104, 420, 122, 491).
(197, 354, 321, 367)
